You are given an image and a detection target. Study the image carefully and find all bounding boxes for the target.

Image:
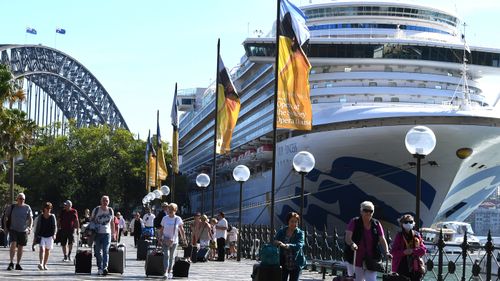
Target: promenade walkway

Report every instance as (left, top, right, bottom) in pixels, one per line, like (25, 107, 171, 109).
(0, 234, 324, 280)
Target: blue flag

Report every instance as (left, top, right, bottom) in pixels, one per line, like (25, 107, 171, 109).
(145, 130, 151, 163)
(26, 27, 37, 35)
(56, 28, 66, 34)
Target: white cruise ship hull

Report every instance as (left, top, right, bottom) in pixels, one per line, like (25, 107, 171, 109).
(191, 107, 500, 232)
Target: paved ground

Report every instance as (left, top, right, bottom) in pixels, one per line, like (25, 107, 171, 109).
(0, 234, 326, 280)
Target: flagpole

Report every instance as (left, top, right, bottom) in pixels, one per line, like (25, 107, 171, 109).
(155, 110, 160, 190)
(146, 130, 151, 193)
(270, 0, 282, 239)
(211, 38, 221, 218)
(172, 83, 178, 203)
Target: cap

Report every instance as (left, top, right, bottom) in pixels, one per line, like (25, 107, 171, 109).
(161, 202, 169, 207)
(64, 200, 72, 206)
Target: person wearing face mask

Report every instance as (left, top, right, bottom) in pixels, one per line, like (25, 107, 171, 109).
(390, 214, 427, 281)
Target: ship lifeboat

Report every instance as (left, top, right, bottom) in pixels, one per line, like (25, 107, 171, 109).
(256, 144, 272, 161)
(240, 149, 256, 165)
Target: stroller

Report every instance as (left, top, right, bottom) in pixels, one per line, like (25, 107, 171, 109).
(79, 222, 92, 247)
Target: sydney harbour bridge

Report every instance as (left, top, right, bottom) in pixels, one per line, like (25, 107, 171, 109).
(0, 44, 128, 133)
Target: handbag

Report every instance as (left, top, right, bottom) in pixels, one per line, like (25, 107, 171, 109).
(363, 257, 385, 272)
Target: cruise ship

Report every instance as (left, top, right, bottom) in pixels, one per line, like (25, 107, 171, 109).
(178, 0, 500, 232)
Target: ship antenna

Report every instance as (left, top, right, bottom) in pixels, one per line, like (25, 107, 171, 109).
(459, 22, 472, 110)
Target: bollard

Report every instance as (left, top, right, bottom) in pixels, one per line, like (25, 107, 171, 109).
(437, 228, 445, 281)
(461, 231, 468, 281)
(486, 230, 493, 281)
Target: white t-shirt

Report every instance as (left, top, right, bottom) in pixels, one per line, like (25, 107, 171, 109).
(215, 218, 228, 239)
(161, 215, 183, 243)
(143, 213, 155, 227)
(93, 207, 114, 234)
(227, 227, 238, 242)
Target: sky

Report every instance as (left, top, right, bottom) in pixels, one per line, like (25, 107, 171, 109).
(1, 0, 500, 142)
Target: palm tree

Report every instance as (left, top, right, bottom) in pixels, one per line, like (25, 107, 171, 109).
(0, 64, 37, 202)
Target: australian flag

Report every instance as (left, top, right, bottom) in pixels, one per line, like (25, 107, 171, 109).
(26, 27, 37, 35)
(56, 28, 66, 34)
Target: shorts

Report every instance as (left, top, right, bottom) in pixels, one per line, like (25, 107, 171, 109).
(59, 230, 74, 246)
(40, 237, 54, 250)
(9, 230, 28, 246)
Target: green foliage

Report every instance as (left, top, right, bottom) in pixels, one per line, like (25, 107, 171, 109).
(17, 125, 148, 217)
(0, 182, 24, 210)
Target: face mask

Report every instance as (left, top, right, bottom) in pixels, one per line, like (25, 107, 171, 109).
(402, 223, 414, 231)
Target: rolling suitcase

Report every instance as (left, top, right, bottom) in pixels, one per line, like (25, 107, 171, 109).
(172, 257, 191, 277)
(137, 239, 152, 260)
(183, 245, 192, 258)
(251, 263, 282, 281)
(196, 247, 210, 262)
(145, 247, 165, 277)
(191, 245, 199, 263)
(108, 243, 126, 274)
(75, 250, 92, 274)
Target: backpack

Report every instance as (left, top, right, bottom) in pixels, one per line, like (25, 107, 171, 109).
(259, 243, 280, 266)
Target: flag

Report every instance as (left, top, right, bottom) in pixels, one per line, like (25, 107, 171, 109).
(145, 130, 151, 163)
(56, 28, 66, 34)
(26, 27, 37, 35)
(156, 113, 168, 183)
(171, 83, 179, 174)
(276, 0, 312, 130)
(216, 56, 241, 154)
(148, 153, 157, 188)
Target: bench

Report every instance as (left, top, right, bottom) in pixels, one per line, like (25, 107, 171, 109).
(310, 259, 348, 279)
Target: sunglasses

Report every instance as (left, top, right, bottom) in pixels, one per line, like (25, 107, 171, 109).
(403, 221, 414, 224)
(362, 209, 373, 213)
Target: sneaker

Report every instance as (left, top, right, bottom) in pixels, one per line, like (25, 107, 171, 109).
(102, 268, 108, 276)
(15, 264, 23, 270)
(38, 264, 43, 270)
(67, 256, 72, 262)
(62, 257, 68, 262)
(7, 262, 14, 270)
(167, 272, 173, 279)
(43, 265, 48, 270)
(97, 269, 103, 275)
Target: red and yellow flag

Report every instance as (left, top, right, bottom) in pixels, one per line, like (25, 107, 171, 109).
(216, 57, 241, 154)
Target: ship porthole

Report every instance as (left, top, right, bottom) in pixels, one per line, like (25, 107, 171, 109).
(456, 148, 473, 159)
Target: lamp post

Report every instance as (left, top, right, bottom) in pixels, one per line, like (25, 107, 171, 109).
(233, 165, 250, 262)
(196, 173, 210, 214)
(292, 151, 316, 229)
(405, 126, 436, 230)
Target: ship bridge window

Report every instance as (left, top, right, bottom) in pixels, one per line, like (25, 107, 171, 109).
(368, 82, 377, 86)
(388, 82, 397, 87)
(391, 97, 399, 102)
(374, 97, 382, 102)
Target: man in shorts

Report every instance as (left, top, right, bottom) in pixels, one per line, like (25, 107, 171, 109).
(58, 200, 79, 262)
(4, 193, 33, 270)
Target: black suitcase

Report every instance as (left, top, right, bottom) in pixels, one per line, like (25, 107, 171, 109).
(172, 257, 190, 277)
(191, 245, 199, 263)
(196, 247, 209, 262)
(382, 273, 410, 281)
(251, 263, 282, 281)
(145, 248, 165, 277)
(183, 245, 192, 258)
(75, 250, 92, 274)
(137, 239, 152, 260)
(108, 243, 126, 274)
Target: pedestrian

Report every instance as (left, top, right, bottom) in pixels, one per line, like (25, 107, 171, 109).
(142, 207, 155, 239)
(80, 208, 91, 225)
(154, 202, 169, 230)
(209, 217, 218, 260)
(159, 203, 186, 279)
(227, 224, 238, 259)
(90, 195, 116, 276)
(190, 212, 202, 247)
(131, 212, 144, 247)
(58, 199, 79, 262)
(35, 202, 57, 270)
(390, 214, 427, 281)
(274, 212, 306, 281)
(116, 212, 126, 243)
(215, 212, 228, 261)
(344, 201, 392, 281)
(196, 214, 213, 249)
(4, 192, 33, 270)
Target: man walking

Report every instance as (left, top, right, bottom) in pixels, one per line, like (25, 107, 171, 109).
(58, 200, 79, 262)
(4, 193, 33, 270)
(215, 212, 228, 261)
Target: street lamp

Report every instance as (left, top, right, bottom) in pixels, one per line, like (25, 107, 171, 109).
(405, 125, 436, 230)
(196, 173, 210, 214)
(292, 151, 316, 229)
(233, 164, 250, 262)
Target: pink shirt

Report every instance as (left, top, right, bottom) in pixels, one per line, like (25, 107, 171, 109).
(347, 218, 385, 267)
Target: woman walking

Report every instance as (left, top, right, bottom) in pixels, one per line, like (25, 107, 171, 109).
(273, 212, 306, 281)
(35, 202, 57, 270)
(344, 201, 392, 281)
(159, 203, 186, 279)
(390, 214, 427, 281)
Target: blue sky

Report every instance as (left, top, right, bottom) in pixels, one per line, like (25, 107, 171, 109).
(1, 0, 499, 143)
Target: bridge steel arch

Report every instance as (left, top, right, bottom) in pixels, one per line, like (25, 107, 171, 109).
(0, 44, 128, 130)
